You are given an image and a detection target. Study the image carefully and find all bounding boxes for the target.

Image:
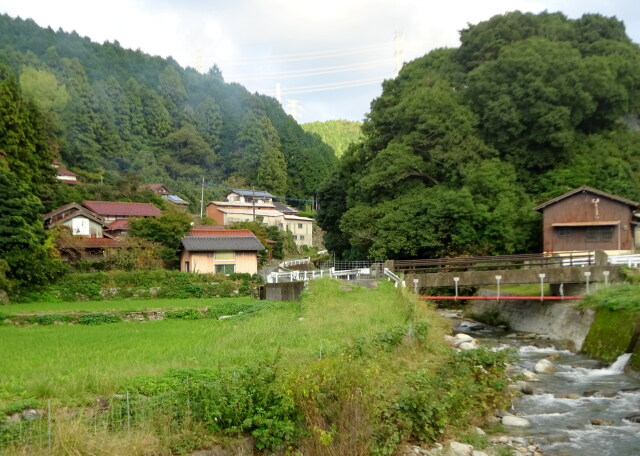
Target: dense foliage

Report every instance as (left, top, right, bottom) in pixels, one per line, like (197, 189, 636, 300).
(318, 11, 640, 260)
(301, 119, 363, 157)
(0, 14, 336, 209)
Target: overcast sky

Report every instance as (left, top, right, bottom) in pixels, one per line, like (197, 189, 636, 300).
(1, 0, 639, 123)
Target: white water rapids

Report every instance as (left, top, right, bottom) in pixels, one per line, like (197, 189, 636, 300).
(477, 333, 640, 455)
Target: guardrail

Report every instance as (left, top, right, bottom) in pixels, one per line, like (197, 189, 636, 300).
(393, 251, 594, 273)
(266, 267, 367, 283)
(279, 257, 311, 269)
(608, 254, 640, 267)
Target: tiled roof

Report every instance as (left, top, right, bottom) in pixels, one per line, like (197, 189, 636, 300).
(283, 214, 313, 221)
(107, 219, 130, 230)
(56, 167, 77, 177)
(82, 200, 162, 217)
(188, 228, 255, 237)
(218, 208, 283, 217)
(44, 203, 108, 228)
(209, 201, 275, 208)
(181, 236, 265, 252)
(227, 189, 275, 199)
(273, 201, 298, 213)
(533, 186, 640, 211)
(146, 184, 170, 195)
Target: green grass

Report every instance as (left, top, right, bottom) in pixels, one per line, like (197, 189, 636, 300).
(0, 280, 413, 406)
(0, 296, 260, 315)
(485, 283, 551, 296)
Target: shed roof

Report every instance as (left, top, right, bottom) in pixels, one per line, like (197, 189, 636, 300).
(83, 200, 162, 217)
(166, 195, 189, 205)
(533, 186, 640, 212)
(188, 228, 255, 237)
(181, 236, 264, 252)
(227, 189, 275, 199)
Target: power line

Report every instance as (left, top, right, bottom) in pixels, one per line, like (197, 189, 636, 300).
(259, 76, 388, 96)
(228, 58, 394, 82)
(211, 41, 394, 66)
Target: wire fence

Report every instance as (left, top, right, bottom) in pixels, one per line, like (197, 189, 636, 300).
(0, 391, 192, 454)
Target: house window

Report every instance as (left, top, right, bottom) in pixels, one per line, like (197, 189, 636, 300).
(215, 251, 235, 261)
(215, 264, 235, 275)
(299, 235, 305, 241)
(293, 235, 298, 240)
(556, 227, 572, 237)
(586, 226, 614, 242)
(184, 261, 190, 272)
(298, 223, 303, 229)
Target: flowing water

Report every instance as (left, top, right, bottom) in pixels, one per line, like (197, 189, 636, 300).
(466, 328, 640, 455)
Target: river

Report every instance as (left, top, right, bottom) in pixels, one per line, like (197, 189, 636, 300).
(457, 323, 640, 456)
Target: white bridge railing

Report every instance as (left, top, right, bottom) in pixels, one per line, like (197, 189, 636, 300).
(267, 267, 366, 283)
(279, 257, 311, 269)
(608, 254, 640, 267)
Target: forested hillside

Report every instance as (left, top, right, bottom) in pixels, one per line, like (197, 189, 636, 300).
(301, 119, 362, 157)
(318, 11, 640, 260)
(0, 14, 336, 209)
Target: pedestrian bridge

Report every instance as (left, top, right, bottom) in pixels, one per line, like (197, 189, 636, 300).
(388, 251, 637, 291)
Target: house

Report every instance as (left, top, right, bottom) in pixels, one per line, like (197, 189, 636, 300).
(534, 186, 640, 254)
(44, 202, 111, 237)
(179, 229, 264, 274)
(82, 200, 162, 222)
(52, 161, 79, 185)
(146, 183, 190, 210)
(226, 189, 275, 204)
(205, 188, 313, 247)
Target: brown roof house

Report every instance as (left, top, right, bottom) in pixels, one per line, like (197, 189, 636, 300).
(179, 229, 264, 275)
(82, 200, 162, 221)
(534, 186, 640, 254)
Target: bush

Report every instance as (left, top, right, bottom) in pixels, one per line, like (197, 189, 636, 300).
(26, 314, 72, 325)
(165, 308, 201, 320)
(78, 313, 121, 325)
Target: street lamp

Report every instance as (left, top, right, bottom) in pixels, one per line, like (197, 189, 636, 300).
(584, 271, 592, 294)
(538, 273, 546, 301)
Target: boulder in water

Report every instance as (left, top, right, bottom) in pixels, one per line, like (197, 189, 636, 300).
(557, 393, 581, 399)
(522, 370, 541, 382)
(502, 415, 532, 427)
(590, 418, 613, 426)
(534, 358, 556, 374)
(624, 412, 640, 423)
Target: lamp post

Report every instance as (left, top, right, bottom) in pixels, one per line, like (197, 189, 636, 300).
(453, 277, 460, 300)
(538, 273, 546, 301)
(495, 275, 502, 301)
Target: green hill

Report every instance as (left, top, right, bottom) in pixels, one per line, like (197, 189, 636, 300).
(302, 119, 362, 157)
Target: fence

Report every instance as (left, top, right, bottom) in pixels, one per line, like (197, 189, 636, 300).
(279, 257, 311, 269)
(0, 391, 195, 453)
(608, 254, 640, 267)
(266, 267, 371, 283)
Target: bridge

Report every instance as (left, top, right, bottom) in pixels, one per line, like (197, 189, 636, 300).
(387, 251, 638, 296)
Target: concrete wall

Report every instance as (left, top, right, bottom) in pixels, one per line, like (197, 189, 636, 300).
(467, 290, 596, 351)
(261, 281, 306, 301)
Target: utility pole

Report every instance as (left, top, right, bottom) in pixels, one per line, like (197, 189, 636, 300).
(200, 177, 205, 218)
(394, 30, 405, 77)
(252, 186, 256, 222)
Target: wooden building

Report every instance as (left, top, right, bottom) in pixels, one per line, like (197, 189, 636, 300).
(534, 186, 640, 254)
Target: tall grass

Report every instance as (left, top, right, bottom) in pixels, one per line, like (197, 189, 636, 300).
(0, 280, 412, 406)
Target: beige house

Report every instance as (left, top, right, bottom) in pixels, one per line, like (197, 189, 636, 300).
(205, 189, 314, 247)
(179, 229, 264, 275)
(44, 203, 110, 237)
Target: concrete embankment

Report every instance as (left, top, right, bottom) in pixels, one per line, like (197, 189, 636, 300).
(467, 289, 640, 373)
(467, 290, 596, 351)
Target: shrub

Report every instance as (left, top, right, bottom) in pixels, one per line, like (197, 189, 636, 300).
(27, 314, 72, 325)
(78, 313, 121, 325)
(165, 308, 201, 320)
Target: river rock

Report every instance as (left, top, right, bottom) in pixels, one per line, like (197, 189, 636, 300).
(590, 418, 613, 426)
(624, 412, 640, 423)
(502, 415, 532, 427)
(444, 441, 473, 456)
(522, 370, 541, 382)
(455, 333, 472, 339)
(547, 433, 570, 443)
(521, 333, 537, 339)
(546, 352, 561, 360)
(557, 393, 581, 399)
(471, 451, 488, 456)
(534, 358, 556, 374)
(512, 437, 528, 446)
(474, 427, 486, 435)
(459, 341, 479, 350)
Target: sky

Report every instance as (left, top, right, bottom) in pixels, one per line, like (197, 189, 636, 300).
(1, 0, 639, 123)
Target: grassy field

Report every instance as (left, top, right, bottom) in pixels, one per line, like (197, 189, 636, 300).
(0, 280, 422, 406)
(0, 296, 260, 315)
(1, 279, 511, 456)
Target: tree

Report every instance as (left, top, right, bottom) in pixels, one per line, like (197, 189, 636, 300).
(256, 146, 288, 196)
(127, 208, 193, 267)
